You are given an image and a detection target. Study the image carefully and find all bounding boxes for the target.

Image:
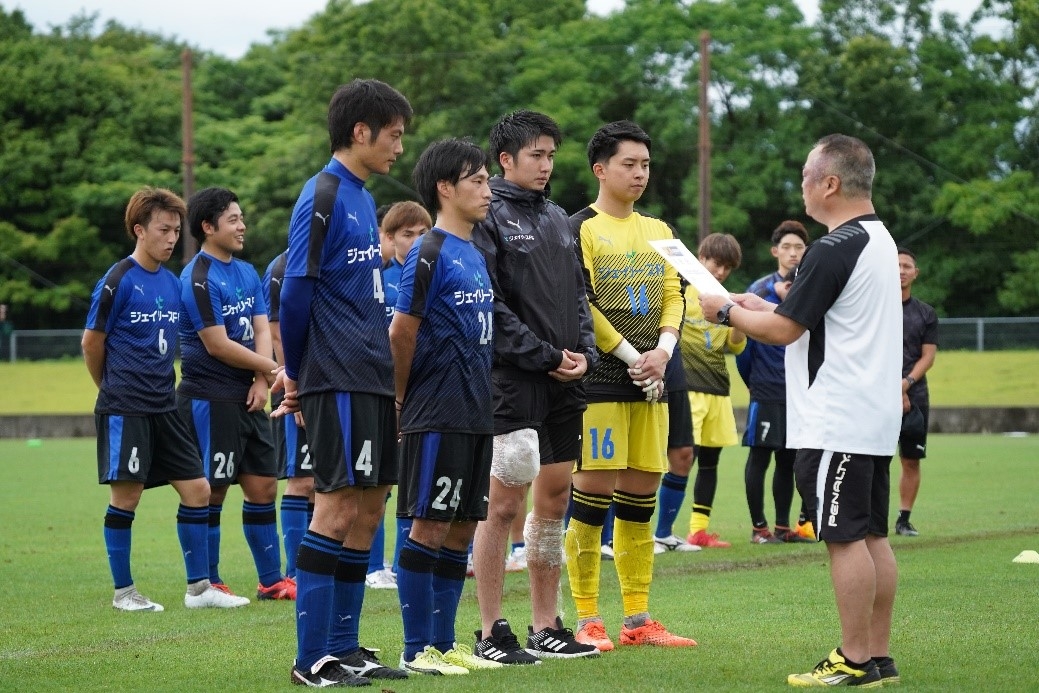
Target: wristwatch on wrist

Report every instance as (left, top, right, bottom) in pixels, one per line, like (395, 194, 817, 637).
(904, 375, 916, 387)
(717, 302, 736, 326)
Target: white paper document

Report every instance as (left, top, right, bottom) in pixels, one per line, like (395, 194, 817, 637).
(647, 239, 731, 298)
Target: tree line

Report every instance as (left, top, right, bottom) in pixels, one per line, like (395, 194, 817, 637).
(1, 0, 1036, 329)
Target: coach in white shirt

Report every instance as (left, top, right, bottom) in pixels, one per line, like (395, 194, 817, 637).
(700, 134, 902, 687)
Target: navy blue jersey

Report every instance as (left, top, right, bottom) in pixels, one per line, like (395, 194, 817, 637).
(736, 271, 789, 403)
(178, 251, 267, 402)
(382, 257, 403, 325)
(85, 257, 182, 415)
(395, 229, 494, 434)
(281, 158, 392, 396)
(262, 251, 288, 324)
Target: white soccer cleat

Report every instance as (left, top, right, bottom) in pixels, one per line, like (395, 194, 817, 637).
(653, 534, 702, 553)
(364, 568, 398, 589)
(184, 584, 250, 608)
(505, 546, 527, 572)
(113, 586, 164, 612)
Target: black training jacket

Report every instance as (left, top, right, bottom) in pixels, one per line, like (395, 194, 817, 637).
(472, 177, 598, 381)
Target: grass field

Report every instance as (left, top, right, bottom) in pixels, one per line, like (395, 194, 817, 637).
(1, 434, 1036, 691)
(3, 350, 1039, 414)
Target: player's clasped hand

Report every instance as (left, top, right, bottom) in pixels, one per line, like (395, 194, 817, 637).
(628, 348, 668, 402)
(269, 367, 301, 419)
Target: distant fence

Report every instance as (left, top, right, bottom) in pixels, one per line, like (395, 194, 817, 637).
(5, 317, 1038, 361)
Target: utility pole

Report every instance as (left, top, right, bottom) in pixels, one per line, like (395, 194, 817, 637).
(181, 48, 196, 264)
(698, 31, 711, 243)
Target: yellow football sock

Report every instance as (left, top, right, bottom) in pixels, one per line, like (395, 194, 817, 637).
(565, 488, 611, 620)
(613, 490, 656, 617)
(690, 503, 712, 535)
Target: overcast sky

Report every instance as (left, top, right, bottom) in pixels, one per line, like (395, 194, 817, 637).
(11, 0, 985, 60)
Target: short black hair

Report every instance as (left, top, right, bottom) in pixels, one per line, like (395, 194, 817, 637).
(412, 139, 489, 213)
(897, 246, 917, 262)
(587, 120, 651, 168)
(489, 110, 562, 173)
(771, 220, 808, 246)
(187, 187, 239, 246)
(328, 79, 413, 153)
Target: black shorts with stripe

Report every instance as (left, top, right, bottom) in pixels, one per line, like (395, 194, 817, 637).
(299, 391, 397, 492)
(271, 392, 314, 479)
(396, 431, 492, 523)
(96, 410, 203, 488)
(795, 448, 891, 542)
(742, 400, 788, 449)
(492, 375, 584, 464)
(177, 396, 278, 487)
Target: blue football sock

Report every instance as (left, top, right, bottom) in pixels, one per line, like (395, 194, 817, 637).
(243, 501, 282, 586)
(327, 547, 368, 658)
(368, 520, 386, 574)
(431, 547, 468, 653)
(393, 517, 412, 574)
(295, 531, 341, 671)
(601, 503, 616, 546)
(104, 506, 135, 589)
(176, 504, 210, 584)
(280, 495, 310, 579)
(656, 472, 688, 538)
(396, 537, 439, 662)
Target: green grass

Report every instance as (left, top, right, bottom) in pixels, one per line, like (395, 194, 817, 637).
(5, 350, 1037, 414)
(1, 434, 1036, 691)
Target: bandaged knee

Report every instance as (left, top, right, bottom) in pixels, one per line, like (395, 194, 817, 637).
(491, 428, 540, 486)
(523, 511, 564, 567)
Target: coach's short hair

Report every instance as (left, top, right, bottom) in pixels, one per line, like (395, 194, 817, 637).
(490, 110, 562, 173)
(328, 79, 413, 153)
(412, 139, 489, 213)
(814, 133, 875, 200)
(587, 120, 651, 169)
(123, 187, 187, 241)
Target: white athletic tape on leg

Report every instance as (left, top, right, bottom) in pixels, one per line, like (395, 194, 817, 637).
(491, 428, 540, 486)
(524, 511, 564, 568)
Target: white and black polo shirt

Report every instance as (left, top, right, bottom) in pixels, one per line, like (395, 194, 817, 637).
(776, 214, 902, 456)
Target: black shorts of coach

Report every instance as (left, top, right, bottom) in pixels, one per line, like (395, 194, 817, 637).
(795, 449, 891, 542)
(492, 375, 585, 464)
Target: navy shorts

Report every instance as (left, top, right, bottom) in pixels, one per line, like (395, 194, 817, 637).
(666, 388, 694, 450)
(299, 391, 397, 492)
(271, 392, 313, 479)
(795, 449, 891, 542)
(178, 396, 278, 487)
(96, 410, 203, 488)
(397, 431, 492, 522)
(743, 400, 788, 449)
(491, 375, 585, 464)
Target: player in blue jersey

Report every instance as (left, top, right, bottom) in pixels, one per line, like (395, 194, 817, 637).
(178, 187, 294, 604)
(262, 251, 314, 582)
(738, 221, 815, 544)
(83, 187, 246, 612)
(276, 79, 413, 688)
(367, 200, 431, 590)
(390, 138, 497, 676)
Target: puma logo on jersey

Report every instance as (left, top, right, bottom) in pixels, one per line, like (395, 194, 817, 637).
(103, 285, 116, 295)
(504, 219, 522, 231)
(347, 211, 359, 224)
(452, 258, 465, 270)
(194, 281, 207, 291)
(133, 284, 145, 295)
(597, 234, 613, 246)
(313, 212, 330, 227)
(419, 258, 435, 272)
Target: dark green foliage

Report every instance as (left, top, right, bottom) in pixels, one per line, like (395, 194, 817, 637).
(1, 0, 1037, 327)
